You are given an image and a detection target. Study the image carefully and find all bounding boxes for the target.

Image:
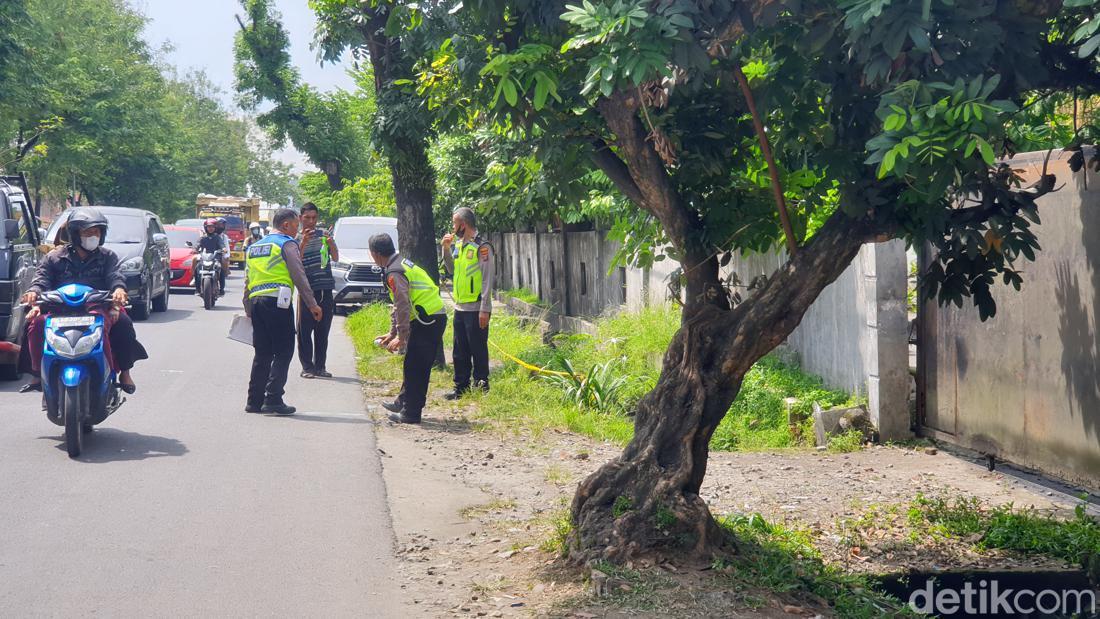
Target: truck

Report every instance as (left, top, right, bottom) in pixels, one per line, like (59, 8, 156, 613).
(0, 174, 41, 380)
(195, 194, 261, 267)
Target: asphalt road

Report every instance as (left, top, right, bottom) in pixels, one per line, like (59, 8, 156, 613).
(0, 273, 402, 617)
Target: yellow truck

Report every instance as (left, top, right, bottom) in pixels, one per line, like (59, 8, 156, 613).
(195, 195, 261, 266)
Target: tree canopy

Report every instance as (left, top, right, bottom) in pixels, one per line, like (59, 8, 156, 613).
(1, 0, 296, 220)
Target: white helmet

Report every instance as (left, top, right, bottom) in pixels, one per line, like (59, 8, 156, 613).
(249, 221, 261, 230)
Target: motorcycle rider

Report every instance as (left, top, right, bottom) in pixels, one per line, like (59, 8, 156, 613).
(246, 221, 263, 247)
(193, 218, 228, 296)
(17, 208, 148, 394)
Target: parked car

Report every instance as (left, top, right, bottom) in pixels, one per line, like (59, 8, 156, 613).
(164, 225, 201, 289)
(0, 175, 40, 379)
(45, 207, 171, 320)
(331, 216, 399, 309)
(174, 218, 204, 229)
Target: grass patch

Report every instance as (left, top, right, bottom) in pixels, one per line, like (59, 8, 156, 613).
(345, 302, 454, 390)
(347, 302, 857, 452)
(827, 429, 867, 453)
(459, 498, 518, 520)
(909, 494, 1100, 565)
(718, 513, 913, 618)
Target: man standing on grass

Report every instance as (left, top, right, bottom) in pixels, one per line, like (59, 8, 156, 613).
(296, 202, 340, 379)
(372, 233, 447, 425)
(441, 207, 494, 399)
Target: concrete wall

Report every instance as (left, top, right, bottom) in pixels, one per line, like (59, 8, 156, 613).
(720, 241, 910, 439)
(921, 151, 1100, 489)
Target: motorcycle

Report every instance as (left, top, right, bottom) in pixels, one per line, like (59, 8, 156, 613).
(36, 284, 126, 458)
(197, 248, 224, 310)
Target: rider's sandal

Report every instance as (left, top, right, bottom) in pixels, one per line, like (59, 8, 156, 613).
(119, 383, 137, 395)
(19, 382, 42, 393)
(300, 371, 315, 379)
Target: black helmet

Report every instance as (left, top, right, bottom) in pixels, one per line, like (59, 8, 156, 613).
(65, 207, 108, 245)
(215, 217, 227, 233)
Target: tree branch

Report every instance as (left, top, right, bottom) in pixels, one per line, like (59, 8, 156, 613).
(730, 65, 799, 256)
(596, 93, 697, 253)
(588, 138, 646, 206)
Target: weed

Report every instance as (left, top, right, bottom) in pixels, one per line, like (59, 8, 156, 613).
(654, 505, 677, 531)
(718, 513, 914, 617)
(459, 499, 517, 520)
(590, 561, 665, 611)
(543, 357, 631, 413)
(613, 495, 634, 518)
(910, 493, 1100, 565)
(544, 464, 573, 485)
(827, 429, 867, 453)
(539, 509, 574, 557)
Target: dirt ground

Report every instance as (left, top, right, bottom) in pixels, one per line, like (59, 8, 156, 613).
(361, 370, 1084, 618)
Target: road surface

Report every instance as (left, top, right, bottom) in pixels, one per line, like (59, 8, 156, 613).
(0, 274, 402, 617)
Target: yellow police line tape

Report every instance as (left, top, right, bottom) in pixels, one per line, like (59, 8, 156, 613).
(487, 339, 585, 381)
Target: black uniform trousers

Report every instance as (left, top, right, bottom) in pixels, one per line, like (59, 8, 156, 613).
(248, 296, 296, 407)
(297, 289, 334, 373)
(452, 310, 490, 392)
(401, 314, 447, 420)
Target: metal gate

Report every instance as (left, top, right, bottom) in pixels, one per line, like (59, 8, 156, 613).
(917, 151, 1100, 490)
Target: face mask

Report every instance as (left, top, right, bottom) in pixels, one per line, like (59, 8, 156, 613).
(81, 235, 100, 252)
(455, 225, 466, 238)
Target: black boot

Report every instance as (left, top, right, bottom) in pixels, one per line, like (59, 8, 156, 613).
(388, 411, 421, 424)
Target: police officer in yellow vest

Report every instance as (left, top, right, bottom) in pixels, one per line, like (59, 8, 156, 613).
(441, 207, 494, 399)
(243, 209, 323, 416)
(371, 233, 447, 424)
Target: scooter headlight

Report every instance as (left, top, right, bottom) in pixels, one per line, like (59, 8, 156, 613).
(71, 327, 103, 358)
(46, 329, 73, 357)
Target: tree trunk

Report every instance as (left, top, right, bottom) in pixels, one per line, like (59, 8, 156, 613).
(360, 9, 439, 283)
(390, 137, 440, 282)
(569, 213, 882, 564)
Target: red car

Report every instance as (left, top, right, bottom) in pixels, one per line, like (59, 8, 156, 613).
(165, 225, 201, 288)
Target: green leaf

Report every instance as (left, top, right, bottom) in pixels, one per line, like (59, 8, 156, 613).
(977, 137, 995, 165)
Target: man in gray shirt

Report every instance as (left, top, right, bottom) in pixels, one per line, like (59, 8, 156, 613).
(441, 207, 494, 399)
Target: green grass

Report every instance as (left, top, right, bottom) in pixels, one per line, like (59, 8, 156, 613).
(909, 494, 1100, 565)
(718, 513, 913, 618)
(347, 303, 857, 451)
(827, 429, 867, 453)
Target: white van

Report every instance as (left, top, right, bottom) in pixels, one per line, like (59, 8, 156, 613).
(330, 216, 399, 307)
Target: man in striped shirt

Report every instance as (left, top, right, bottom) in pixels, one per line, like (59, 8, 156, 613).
(296, 203, 340, 378)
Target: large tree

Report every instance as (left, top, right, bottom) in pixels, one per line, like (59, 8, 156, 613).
(409, 0, 1100, 563)
(309, 0, 443, 281)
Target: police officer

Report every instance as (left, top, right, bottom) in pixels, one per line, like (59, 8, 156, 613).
(441, 207, 494, 399)
(243, 208, 323, 415)
(371, 233, 447, 424)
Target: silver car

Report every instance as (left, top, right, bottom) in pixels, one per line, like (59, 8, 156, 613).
(330, 216, 399, 308)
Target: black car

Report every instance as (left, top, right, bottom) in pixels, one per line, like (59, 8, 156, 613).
(0, 175, 40, 379)
(45, 206, 171, 321)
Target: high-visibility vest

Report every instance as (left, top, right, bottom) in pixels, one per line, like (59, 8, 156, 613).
(246, 233, 294, 299)
(452, 237, 490, 304)
(386, 257, 444, 319)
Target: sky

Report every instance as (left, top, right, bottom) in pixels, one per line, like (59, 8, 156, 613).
(135, 0, 360, 171)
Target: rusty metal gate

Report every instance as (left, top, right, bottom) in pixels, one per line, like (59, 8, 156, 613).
(917, 151, 1100, 490)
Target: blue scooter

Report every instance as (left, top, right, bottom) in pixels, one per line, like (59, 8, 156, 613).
(36, 284, 125, 458)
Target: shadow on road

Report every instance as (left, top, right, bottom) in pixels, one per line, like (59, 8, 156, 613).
(39, 429, 188, 462)
(309, 375, 362, 386)
(146, 307, 194, 323)
(267, 411, 372, 424)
